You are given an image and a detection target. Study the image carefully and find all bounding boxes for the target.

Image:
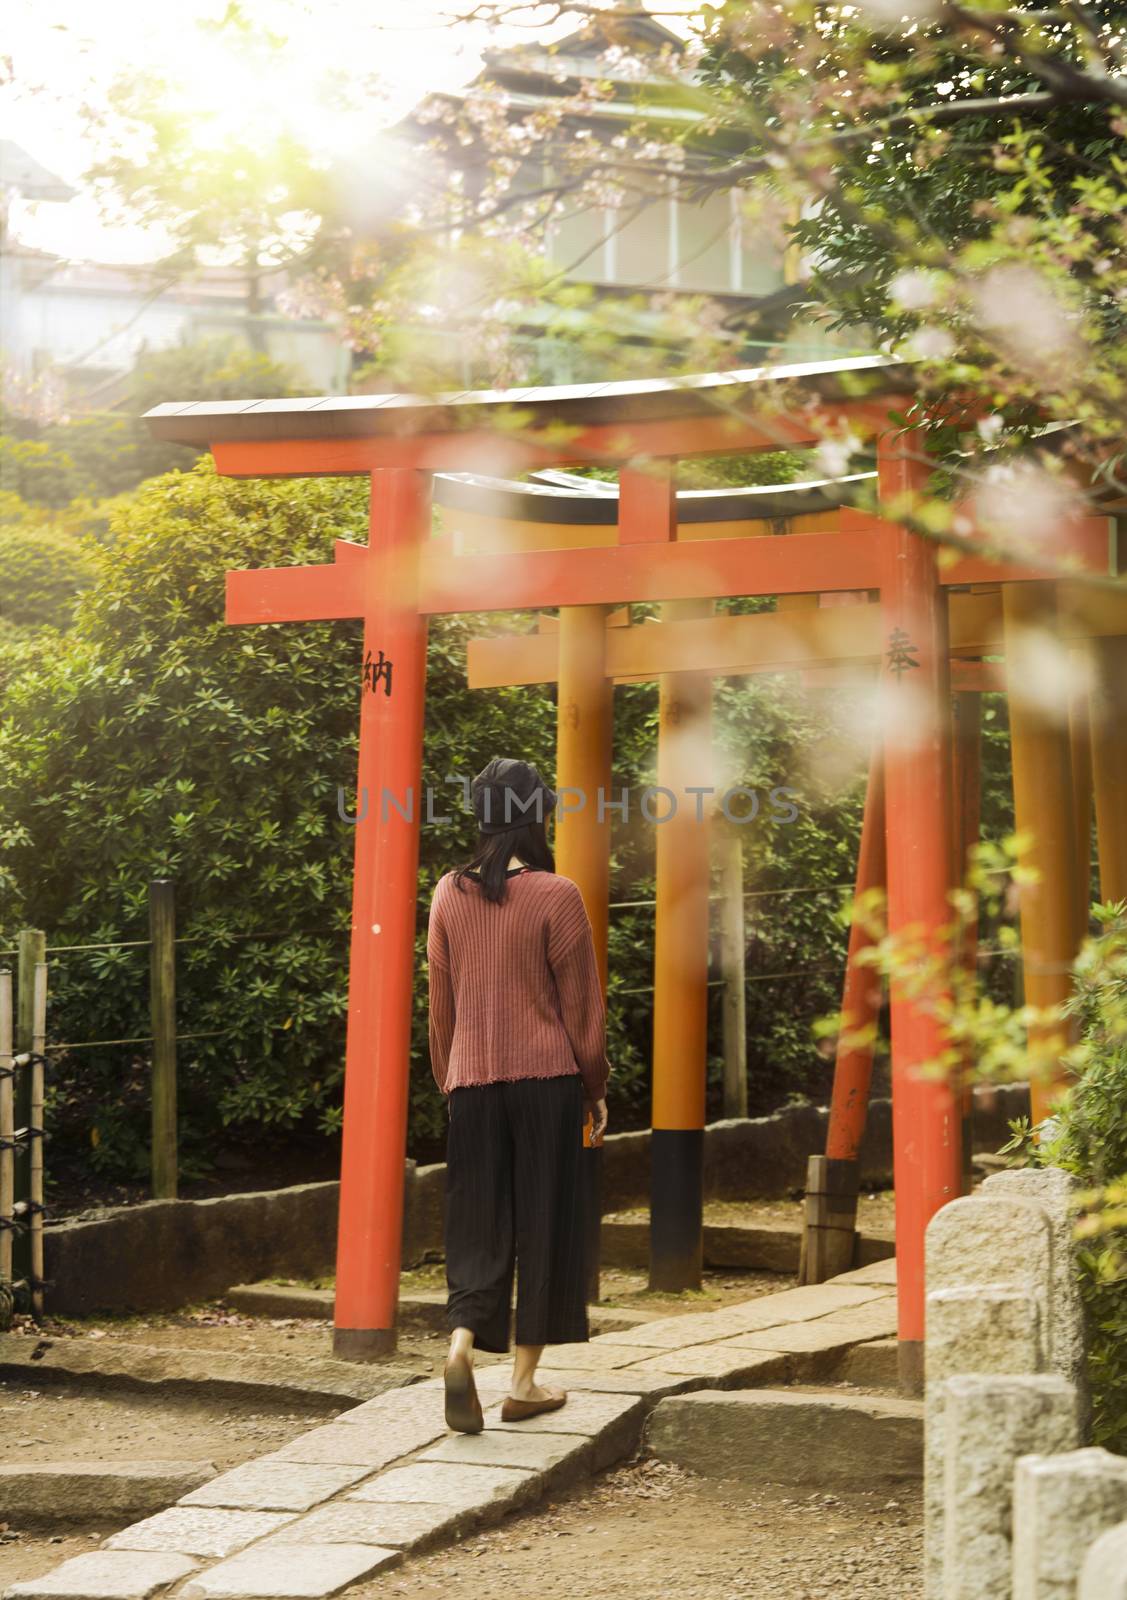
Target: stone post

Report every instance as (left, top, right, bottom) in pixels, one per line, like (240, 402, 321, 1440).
(923, 1193, 1054, 1599)
(924, 1286, 1044, 1598)
(940, 1374, 1078, 1600)
(979, 1167, 1089, 1420)
(1078, 1521, 1127, 1600)
(1012, 1448, 1127, 1600)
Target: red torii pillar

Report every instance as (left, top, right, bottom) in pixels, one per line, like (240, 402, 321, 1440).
(878, 438, 961, 1391)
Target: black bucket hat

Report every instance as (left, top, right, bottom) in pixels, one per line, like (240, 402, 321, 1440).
(471, 758, 557, 835)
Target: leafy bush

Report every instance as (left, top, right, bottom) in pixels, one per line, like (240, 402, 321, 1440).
(1003, 908, 1127, 1449)
(0, 524, 97, 631)
(1039, 907, 1127, 1451)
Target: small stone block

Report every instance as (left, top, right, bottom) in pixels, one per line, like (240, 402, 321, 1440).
(1013, 1448, 1127, 1600)
(348, 1462, 535, 1514)
(1079, 1521, 1127, 1600)
(180, 1463, 370, 1512)
(3, 1553, 198, 1600)
(180, 1543, 400, 1598)
(419, 1429, 591, 1475)
(260, 1500, 459, 1552)
(106, 1509, 295, 1559)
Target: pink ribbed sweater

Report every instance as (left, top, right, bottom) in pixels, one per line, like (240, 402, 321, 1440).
(426, 868, 610, 1102)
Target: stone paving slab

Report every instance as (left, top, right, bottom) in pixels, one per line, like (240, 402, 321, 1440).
(719, 1284, 890, 1328)
(332, 1388, 446, 1428)
(179, 1543, 400, 1598)
(482, 1390, 641, 1435)
(180, 1463, 372, 1513)
(526, 1366, 708, 1399)
(828, 1259, 898, 1287)
(519, 1341, 663, 1370)
(348, 1462, 537, 1515)
(419, 1427, 592, 1478)
(815, 1302, 900, 1339)
(623, 1347, 792, 1383)
(594, 1310, 764, 1350)
(106, 1509, 295, 1559)
(719, 1321, 880, 1355)
(258, 1501, 461, 1554)
(3, 1553, 198, 1600)
(258, 1419, 442, 1468)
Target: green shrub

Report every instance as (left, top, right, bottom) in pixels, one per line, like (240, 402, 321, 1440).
(1025, 907, 1127, 1451)
(0, 525, 97, 631)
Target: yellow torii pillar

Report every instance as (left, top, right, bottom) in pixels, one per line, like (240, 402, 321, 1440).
(1002, 583, 1083, 1119)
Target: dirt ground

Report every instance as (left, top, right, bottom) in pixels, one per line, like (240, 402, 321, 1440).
(372, 1459, 922, 1600)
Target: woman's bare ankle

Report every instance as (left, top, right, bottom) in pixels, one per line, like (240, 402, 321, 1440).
(448, 1327, 475, 1365)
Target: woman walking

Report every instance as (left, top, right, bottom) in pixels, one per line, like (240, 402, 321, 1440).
(427, 757, 611, 1433)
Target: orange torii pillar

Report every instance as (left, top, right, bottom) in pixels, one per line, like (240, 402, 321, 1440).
(878, 435, 962, 1392)
(555, 601, 613, 1300)
(650, 594, 714, 1292)
(951, 688, 983, 1191)
(1002, 583, 1082, 1120)
(1090, 635, 1127, 905)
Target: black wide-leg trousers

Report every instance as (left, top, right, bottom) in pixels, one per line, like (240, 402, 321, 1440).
(444, 1072, 589, 1354)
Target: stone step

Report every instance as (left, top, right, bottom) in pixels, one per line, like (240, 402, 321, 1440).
(0, 1462, 218, 1527)
(0, 1335, 418, 1409)
(836, 1336, 901, 1391)
(224, 1282, 659, 1337)
(600, 1219, 895, 1273)
(643, 1387, 923, 1487)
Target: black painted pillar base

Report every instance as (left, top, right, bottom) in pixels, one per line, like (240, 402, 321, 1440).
(333, 1326, 397, 1362)
(898, 1338, 924, 1397)
(649, 1127, 703, 1292)
(583, 1141, 604, 1305)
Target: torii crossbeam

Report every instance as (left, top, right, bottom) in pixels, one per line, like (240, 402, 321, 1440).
(145, 358, 1117, 1385)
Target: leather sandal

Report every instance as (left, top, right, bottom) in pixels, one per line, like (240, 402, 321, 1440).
(444, 1351, 484, 1434)
(500, 1388, 567, 1422)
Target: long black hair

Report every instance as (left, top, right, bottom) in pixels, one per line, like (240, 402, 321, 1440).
(454, 817, 555, 904)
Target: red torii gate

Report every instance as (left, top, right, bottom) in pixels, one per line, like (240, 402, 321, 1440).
(144, 357, 1106, 1385)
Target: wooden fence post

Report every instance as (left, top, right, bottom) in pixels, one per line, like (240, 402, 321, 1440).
(715, 823, 748, 1119)
(29, 961, 47, 1321)
(14, 929, 45, 1292)
(149, 880, 178, 1199)
(0, 968, 13, 1320)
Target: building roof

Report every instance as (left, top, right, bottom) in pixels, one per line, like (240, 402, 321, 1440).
(144, 354, 913, 445)
(0, 141, 76, 203)
(433, 468, 876, 524)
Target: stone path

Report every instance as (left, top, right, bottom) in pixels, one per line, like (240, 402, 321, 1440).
(5, 1260, 896, 1600)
